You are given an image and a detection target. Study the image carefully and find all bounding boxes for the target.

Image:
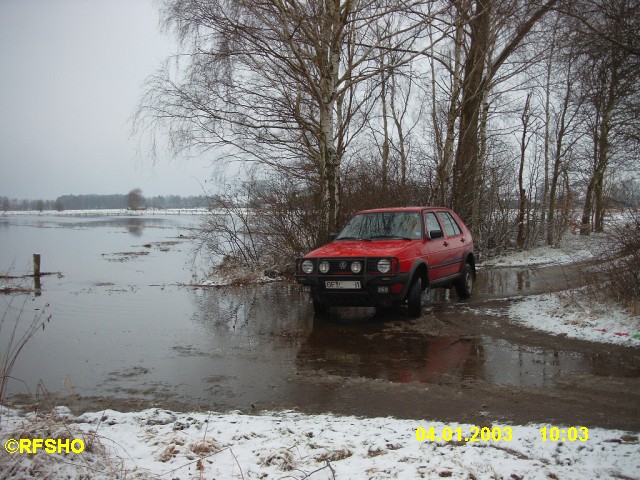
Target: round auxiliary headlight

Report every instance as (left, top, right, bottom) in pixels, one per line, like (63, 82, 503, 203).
(301, 259, 314, 274)
(319, 260, 330, 274)
(377, 258, 391, 273)
(350, 261, 362, 274)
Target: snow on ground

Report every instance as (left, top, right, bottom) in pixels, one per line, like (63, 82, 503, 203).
(509, 290, 640, 346)
(1, 406, 639, 480)
(476, 229, 640, 346)
(478, 231, 611, 268)
(1, 208, 209, 216)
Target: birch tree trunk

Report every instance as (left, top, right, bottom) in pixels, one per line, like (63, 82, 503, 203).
(580, 56, 619, 236)
(517, 92, 533, 250)
(547, 72, 574, 246)
(434, 0, 465, 206)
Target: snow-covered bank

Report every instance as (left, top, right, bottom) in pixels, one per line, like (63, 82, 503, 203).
(477, 230, 639, 346)
(1, 208, 208, 216)
(479, 232, 611, 268)
(1, 407, 638, 480)
(509, 290, 640, 346)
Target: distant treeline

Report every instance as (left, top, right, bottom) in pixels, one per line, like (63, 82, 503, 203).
(1, 194, 208, 212)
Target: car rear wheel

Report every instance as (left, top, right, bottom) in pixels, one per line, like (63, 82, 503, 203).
(407, 277, 422, 317)
(455, 263, 474, 299)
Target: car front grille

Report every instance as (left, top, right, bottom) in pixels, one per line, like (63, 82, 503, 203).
(324, 258, 366, 275)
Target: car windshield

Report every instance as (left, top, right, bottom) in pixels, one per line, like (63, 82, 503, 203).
(336, 211, 422, 240)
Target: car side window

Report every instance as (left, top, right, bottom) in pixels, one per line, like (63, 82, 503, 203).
(424, 212, 442, 239)
(438, 212, 462, 237)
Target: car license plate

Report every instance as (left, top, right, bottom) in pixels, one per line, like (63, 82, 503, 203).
(325, 280, 361, 289)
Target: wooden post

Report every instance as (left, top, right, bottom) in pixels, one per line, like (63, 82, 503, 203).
(33, 253, 41, 277)
(33, 253, 41, 296)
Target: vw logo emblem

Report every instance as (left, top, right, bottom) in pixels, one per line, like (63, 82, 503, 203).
(339, 261, 348, 270)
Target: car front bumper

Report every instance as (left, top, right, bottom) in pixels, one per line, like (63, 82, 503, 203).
(295, 272, 411, 307)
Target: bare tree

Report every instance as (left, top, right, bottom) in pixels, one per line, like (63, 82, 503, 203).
(516, 92, 533, 250)
(574, 1, 640, 234)
(137, 0, 450, 245)
(560, 0, 640, 58)
(451, 0, 560, 228)
(127, 188, 145, 210)
(364, 14, 423, 202)
(546, 49, 585, 245)
(430, 0, 465, 206)
(388, 64, 415, 188)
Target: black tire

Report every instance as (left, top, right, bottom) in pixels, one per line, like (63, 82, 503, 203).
(406, 276, 422, 318)
(312, 298, 329, 315)
(455, 263, 474, 299)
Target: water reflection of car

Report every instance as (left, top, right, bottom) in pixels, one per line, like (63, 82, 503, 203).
(295, 207, 476, 316)
(296, 319, 479, 385)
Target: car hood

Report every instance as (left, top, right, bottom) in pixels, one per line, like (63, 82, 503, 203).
(305, 240, 419, 258)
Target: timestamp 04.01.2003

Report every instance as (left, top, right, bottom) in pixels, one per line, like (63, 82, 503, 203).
(415, 426, 589, 443)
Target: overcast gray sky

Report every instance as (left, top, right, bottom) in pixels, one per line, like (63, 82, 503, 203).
(0, 0, 211, 200)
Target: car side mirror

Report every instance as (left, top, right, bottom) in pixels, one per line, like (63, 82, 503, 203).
(429, 230, 444, 240)
(329, 232, 338, 242)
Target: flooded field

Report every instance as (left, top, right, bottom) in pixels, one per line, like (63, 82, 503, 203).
(1, 212, 639, 429)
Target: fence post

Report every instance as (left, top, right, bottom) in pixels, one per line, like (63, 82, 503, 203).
(33, 253, 41, 296)
(33, 253, 41, 277)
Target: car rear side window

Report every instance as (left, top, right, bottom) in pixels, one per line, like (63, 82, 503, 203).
(438, 211, 462, 237)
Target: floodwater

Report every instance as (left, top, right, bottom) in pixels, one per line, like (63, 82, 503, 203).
(1, 213, 638, 424)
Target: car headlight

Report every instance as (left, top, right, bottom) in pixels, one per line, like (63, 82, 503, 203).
(377, 259, 391, 273)
(301, 259, 314, 274)
(319, 260, 330, 274)
(350, 261, 362, 274)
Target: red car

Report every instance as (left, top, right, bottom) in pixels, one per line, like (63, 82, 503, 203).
(295, 207, 476, 316)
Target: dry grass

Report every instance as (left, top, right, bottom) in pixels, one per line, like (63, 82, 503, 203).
(0, 292, 51, 413)
(601, 213, 640, 315)
(0, 407, 138, 480)
(315, 447, 352, 462)
(577, 209, 640, 316)
(262, 447, 297, 470)
(189, 437, 222, 455)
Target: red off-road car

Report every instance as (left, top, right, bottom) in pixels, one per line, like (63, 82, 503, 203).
(295, 207, 476, 317)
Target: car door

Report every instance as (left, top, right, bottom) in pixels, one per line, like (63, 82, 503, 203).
(436, 210, 466, 277)
(423, 211, 450, 282)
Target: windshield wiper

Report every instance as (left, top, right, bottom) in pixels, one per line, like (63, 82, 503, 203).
(336, 236, 370, 241)
(369, 235, 413, 240)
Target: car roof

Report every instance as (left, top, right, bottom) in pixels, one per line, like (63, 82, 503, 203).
(355, 206, 447, 214)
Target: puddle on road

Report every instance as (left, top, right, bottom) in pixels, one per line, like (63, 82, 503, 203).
(475, 264, 585, 298)
(5, 276, 638, 413)
(296, 309, 640, 390)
